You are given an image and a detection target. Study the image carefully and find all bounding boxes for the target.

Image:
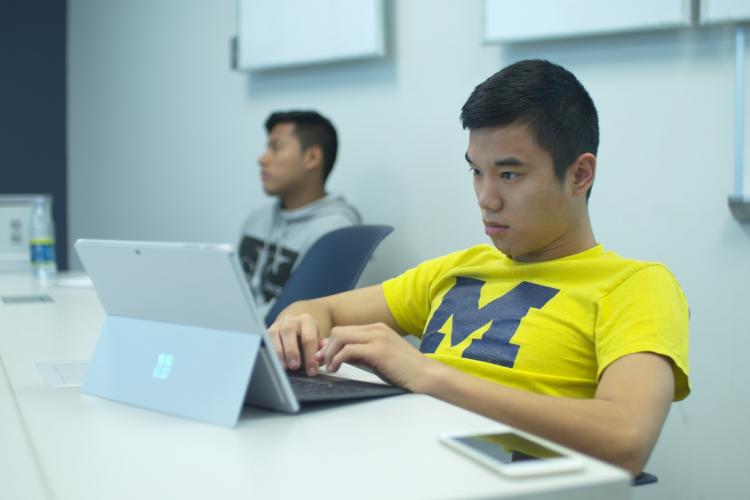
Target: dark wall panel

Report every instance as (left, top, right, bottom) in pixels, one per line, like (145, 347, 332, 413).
(0, 0, 68, 269)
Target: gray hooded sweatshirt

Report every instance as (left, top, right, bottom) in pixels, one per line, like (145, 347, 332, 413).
(238, 194, 362, 317)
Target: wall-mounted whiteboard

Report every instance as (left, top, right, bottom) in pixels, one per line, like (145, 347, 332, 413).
(237, 0, 385, 71)
(700, 0, 750, 24)
(484, 0, 692, 43)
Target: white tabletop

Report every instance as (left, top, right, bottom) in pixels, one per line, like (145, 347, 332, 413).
(0, 273, 631, 500)
(0, 353, 48, 500)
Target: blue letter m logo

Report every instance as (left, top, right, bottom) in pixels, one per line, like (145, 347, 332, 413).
(420, 277, 558, 368)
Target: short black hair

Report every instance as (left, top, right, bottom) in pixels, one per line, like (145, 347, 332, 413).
(265, 110, 338, 182)
(460, 59, 598, 197)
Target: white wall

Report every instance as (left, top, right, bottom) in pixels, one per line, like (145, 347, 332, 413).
(68, 1, 750, 498)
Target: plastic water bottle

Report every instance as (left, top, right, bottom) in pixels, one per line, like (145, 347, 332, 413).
(29, 197, 57, 281)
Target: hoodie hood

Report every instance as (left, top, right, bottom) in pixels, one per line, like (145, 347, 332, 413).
(276, 193, 362, 225)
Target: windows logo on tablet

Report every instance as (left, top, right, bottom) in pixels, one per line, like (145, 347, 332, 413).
(152, 353, 174, 380)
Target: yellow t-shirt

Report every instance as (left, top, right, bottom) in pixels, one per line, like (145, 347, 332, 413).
(382, 244, 690, 401)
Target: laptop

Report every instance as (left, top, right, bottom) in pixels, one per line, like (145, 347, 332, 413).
(75, 239, 406, 427)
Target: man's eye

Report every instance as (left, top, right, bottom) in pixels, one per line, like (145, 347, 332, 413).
(500, 171, 518, 180)
(468, 167, 480, 176)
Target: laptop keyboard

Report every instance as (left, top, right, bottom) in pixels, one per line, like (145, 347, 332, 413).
(289, 375, 366, 396)
(285, 370, 407, 402)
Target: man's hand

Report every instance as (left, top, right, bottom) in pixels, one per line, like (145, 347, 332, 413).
(316, 322, 438, 391)
(266, 285, 405, 377)
(268, 310, 329, 376)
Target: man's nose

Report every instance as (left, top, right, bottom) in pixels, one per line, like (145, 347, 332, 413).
(257, 150, 270, 167)
(477, 183, 502, 212)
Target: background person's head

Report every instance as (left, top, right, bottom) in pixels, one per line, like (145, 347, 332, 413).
(257, 110, 338, 208)
(460, 59, 599, 199)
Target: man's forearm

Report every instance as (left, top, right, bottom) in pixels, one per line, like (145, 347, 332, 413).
(417, 357, 671, 476)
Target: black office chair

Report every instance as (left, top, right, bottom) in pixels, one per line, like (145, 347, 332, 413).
(632, 471, 658, 486)
(264, 224, 394, 326)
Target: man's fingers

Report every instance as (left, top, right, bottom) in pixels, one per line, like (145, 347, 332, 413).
(328, 325, 370, 343)
(327, 344, 369, 373)
(278, 317, 303, 370)
(320, 326, 370, 369)
(267, 323, 287, 369)
(299, 316, 321, 376)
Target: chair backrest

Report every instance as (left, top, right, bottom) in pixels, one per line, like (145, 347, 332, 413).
(264, 224, 394, 326)
(632, 471, 658, 486)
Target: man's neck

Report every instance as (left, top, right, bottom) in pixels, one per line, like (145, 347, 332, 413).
(513, 214, 597, 263)
(280, 187, 326, 211)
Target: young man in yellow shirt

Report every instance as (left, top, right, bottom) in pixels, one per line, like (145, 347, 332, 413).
(268, 60, 690, 477)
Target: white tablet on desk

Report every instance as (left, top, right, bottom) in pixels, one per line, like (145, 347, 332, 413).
(75, 239, 405, 427)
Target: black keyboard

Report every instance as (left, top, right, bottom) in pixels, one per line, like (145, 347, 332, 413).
(289, 375, 365, 396)
(286, 371, 408, 402)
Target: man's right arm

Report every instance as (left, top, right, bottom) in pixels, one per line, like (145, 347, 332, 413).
(267, 284, 401, 375)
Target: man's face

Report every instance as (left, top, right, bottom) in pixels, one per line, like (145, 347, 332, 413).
(257, 123, 308, 196)
(466, 123, 581, 262)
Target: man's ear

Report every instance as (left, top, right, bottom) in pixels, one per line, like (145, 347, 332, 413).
(567, 153, 596, 197)
(302, 145, 323, 172)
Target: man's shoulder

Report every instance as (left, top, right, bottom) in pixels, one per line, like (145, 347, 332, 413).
(296, 195, 362, 225)
(597, 249, 680, 287)
(288, 212, 358, 237)
(303, 211, 359, 226)
(284, 196, 362, 234)
(572, 249, 684, 309)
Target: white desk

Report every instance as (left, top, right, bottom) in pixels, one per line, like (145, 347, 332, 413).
(0, 273, 631, 500)
(0, 352, 48, 500)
